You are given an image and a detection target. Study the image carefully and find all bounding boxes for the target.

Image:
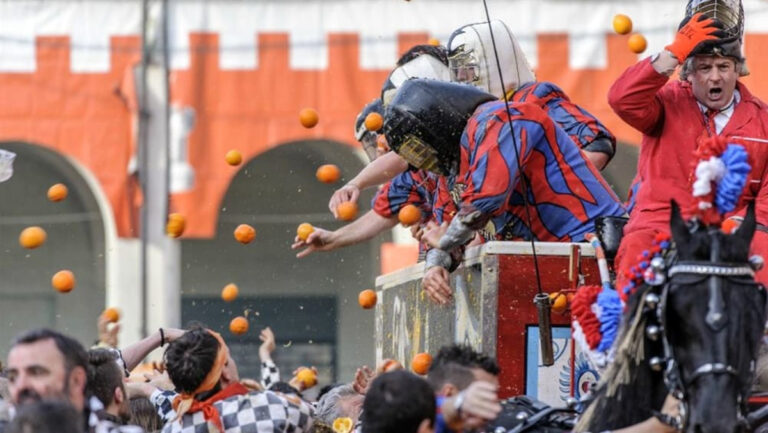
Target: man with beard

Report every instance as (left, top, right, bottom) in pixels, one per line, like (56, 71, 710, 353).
(87, 349, 132, 426)
(3, 329, 143, 432)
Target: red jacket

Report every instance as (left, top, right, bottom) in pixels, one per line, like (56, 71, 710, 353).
(608, 57, 768, 235)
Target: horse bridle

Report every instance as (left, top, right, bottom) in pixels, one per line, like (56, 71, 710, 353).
(644, 230, 764, 431)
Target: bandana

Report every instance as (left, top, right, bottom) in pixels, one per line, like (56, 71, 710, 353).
(172, 330, 245, 432)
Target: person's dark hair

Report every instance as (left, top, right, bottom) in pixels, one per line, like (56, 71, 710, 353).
(6, 400, 82, 433)
(317, 383, 343, 401)
(163, 327, 220, 394)
(427, 344, 500, 391)
(129, 396, 163, 432)
(12, 329, 88, 374)
(362, 371, 435, 433)
(396, 44, 448, 66)
(87, 349, 123, 408)
(269, 381, 301, 396)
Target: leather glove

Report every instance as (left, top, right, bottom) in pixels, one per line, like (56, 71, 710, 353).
(665, 13, 721, 63)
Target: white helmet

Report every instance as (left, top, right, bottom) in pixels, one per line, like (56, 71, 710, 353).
(381, 45, 452, 105)
(447, 20, 535, 98)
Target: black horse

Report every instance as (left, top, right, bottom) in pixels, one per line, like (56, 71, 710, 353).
(576, 201, 767, 433)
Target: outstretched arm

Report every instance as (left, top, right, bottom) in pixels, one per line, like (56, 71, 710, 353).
(329, 152, 409, 217)
(120, 328, 185, 371)
(292, 210, 398, 258)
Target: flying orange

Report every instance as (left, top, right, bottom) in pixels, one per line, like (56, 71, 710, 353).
(612, 14, 633, 35)
(229, 316, 249, 335)
(166, 213, 186, 238)
(411, 353, 433, 375)
(299, 108, 319, 128)
(364, 112, 383, 132)
(221, 283, 239, 302)
(19, 226, 47, 249)
(358, 289, 377, 309)
(47, 183, 68, 202)
(234, 224, 256, 244)
(316, 164, 341, 184)
(628, 33, 647, 54)
(225, 150, 243, 166)
(52, 270, 76, 293)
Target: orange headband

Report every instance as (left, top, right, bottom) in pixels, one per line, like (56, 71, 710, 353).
(173, 330, 230, 420)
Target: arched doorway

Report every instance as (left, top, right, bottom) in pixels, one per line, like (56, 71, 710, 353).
(181, 140, 386, 387)
(0, 142, 106, 354)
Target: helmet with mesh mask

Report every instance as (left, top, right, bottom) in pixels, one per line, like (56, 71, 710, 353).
(383, 79, 496, 176)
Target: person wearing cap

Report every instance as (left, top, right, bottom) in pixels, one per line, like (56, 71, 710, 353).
(609, 12, 768, 290)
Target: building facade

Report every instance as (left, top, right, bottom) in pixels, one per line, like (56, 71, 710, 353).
(1, 0, 767, 383)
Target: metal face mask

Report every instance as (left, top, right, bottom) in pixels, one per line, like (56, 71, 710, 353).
(448, 45, 482, 87)
(398, 134, 445, 175)
(447, 20, 536, 98)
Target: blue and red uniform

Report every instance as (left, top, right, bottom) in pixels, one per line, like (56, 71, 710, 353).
(441, 100, 626, 242)
(511, 81, 616, 157)
(372, 169, 437, 222)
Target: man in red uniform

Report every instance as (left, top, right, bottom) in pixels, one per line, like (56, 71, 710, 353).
(609, 13, 768, 289)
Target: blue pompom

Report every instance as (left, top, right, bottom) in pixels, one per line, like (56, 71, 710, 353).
(597, 288, 622, 352)
(716, 145, 751, 214)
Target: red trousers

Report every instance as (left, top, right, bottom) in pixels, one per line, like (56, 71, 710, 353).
(615, 228, 768, 292)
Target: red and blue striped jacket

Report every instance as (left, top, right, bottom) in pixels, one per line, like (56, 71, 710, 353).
(440, 100, 626, 242)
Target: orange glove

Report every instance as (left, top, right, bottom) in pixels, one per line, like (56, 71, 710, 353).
(665, 13, 721, 63)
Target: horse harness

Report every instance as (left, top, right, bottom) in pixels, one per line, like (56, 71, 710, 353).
(641, 229, 765, 430)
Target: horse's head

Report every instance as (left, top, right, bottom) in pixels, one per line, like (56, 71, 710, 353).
(665, 200, 766, 433)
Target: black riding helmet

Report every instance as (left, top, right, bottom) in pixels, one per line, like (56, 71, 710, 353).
(383, 78, 496, 176)
(354, 99, 384, 162)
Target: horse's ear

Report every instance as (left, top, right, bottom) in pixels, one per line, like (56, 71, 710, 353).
(670, 200, 691, 247)
(734, 200, 757, 246)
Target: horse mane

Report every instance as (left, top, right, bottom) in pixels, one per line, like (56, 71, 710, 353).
(575, 284, 667, 432)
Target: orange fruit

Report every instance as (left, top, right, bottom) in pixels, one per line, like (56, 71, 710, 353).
(19, 226, 47, 249)
(299, 108, 319, 128)
(358, 289, 377, 309)
(333, 417, 354, 433)
(102, 307, 121, 323)
(229, 316, 249, 335)
(550, 292, 568, 314)
(336, 202, 358, 221)
(427, 38, 440, 46)
(316, 164, 341, 184)
(411, 352, 433, 375)
(566, 292, 575, 305)
(380, 359, 403, 372)
(612, 14, 633, 35)
(296, 368, 317, 388)
(166, 213, 186, 238)
(722, 218, 740, 234)
(221, 283, 239, 302)
(234, 224, 256, 244)
(225, 150, 243, 166)
(297, 223, 315, 241)
(52, 270, 76, 293)
(398, 204, 422, 226)
(628, 33, 647, 54)
(47, 183, 68, 202)
(364, 112, 383, 132)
